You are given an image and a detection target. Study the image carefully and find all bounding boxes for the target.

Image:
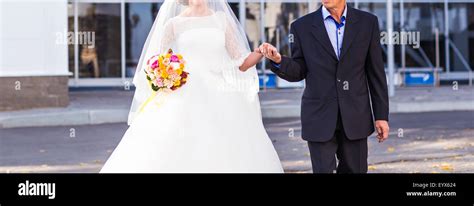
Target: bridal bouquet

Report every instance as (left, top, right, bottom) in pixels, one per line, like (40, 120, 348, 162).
(144, 48, 189, 92)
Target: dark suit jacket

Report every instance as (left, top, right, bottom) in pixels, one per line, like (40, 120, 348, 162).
(270, 6, 389, 142)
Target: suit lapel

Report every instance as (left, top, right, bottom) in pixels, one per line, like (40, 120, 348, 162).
(339, 7, 360, 60)
(311, 8, 338, 61)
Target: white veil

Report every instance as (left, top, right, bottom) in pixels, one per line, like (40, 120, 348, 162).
(128, 0, 260, 125)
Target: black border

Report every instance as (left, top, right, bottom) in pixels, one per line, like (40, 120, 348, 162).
(0, 173, 472, 202)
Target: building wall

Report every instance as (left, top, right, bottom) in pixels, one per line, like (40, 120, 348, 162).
(0, 0, 70, 111)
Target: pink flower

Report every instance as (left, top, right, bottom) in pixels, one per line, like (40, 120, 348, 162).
(150, 60, 159, 69)
(147, 55, 158, 66)
(170, 55, 179, 63)
(154, 78, 164, 87)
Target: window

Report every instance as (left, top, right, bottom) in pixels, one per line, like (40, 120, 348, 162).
(68, 2, 122, 79)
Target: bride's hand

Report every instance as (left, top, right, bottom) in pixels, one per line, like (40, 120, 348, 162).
(254, 48, 264, 59)
(239, 50, 264, 72)
(254, 47, 262, 54)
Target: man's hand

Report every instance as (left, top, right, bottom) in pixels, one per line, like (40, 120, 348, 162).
(375, 120, 389, 143)
(258, 43, 282, 64)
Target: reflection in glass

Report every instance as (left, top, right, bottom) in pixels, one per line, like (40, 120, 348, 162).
(125, 3, 162, 78)
(246, 2, 261, 51)
(264, 1, 308, 61)
(72, 3, 122, 78)
(67, 2, 75, 78)
(229, 2, 240, 19)
(66, 1, 474, 84)
(449, 3, 474, 72)
(402, 3, 444, 69)
(358, 3, 393, 68)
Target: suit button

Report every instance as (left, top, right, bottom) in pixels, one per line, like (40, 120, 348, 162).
(337, 79, 341, 82)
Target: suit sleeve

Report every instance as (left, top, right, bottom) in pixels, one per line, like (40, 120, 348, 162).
(270, 23, 307, 82)
(366, 16, 389, 121)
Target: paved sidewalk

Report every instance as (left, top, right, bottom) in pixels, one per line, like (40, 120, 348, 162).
(0, 86, 473, 128)
(1, 112, 472, 173)
(264, 112, 474, 173)
(260, 86, 474, 117)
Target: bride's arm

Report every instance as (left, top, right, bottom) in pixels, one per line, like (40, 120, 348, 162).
(239, 49, 263, 72)
(222, 13, 263, 72)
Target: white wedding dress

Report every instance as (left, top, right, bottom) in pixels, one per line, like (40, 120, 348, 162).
(100, 12, 283, 173)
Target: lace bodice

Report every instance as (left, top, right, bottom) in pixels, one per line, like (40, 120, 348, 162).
(159, 11, 250, 72)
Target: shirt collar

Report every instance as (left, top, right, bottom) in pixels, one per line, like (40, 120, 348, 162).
(322, 4, 347, 21)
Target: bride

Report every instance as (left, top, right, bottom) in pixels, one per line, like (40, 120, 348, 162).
(100, 0, 283, 173)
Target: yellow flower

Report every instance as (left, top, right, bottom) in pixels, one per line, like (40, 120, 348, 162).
(174, 81, 181, 87)
(161, 69, 168, 78)
(176, 68, 183, 75)
(165, 54, 171, 58)
(158, 58, 164, 67)
(177, 54, 183, 59)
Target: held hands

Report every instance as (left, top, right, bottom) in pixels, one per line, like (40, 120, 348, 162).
(375, 120, 389, 143)
(256, 43, 282, 64)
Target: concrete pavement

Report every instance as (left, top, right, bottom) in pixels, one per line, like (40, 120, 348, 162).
(260, 86, 474, 117)
(0, 86, 473, 128)
(0, 111, 472, 173)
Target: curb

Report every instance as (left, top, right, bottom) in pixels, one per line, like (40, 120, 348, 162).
(0, 109, 128, 129)
(389, 101, 474, 113)
(261, 100, 474, 118)
(1, 101, 473, 129)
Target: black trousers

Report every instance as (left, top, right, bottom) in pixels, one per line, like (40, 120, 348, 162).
(307, 110, 368, 174)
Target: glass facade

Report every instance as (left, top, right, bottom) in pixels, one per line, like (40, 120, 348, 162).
(264, 1, 309, 57)
(402, 3, 444, 69)
(67, 0, 474, 87)
(68, 3, 122, 79)
(125, 2, 163, 78)
(449, 3, 474, 72)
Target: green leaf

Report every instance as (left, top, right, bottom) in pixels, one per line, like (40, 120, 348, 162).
(151, 84, 159, 91)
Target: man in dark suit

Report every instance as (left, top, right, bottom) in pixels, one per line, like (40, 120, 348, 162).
(258, 0, 390, 173)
